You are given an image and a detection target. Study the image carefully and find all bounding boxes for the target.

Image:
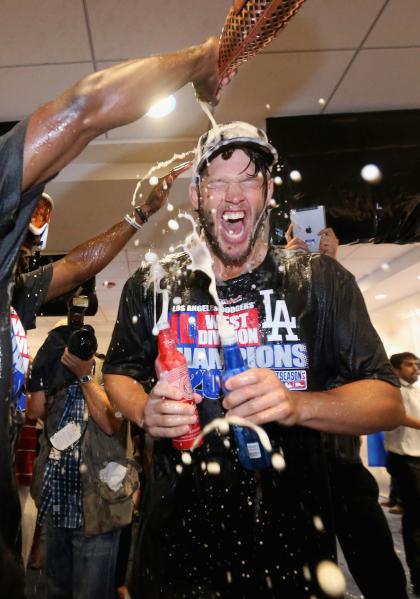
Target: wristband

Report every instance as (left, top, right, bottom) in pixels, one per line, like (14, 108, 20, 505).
(79, 374, 93, 384)
(135, 206, 149, 225)
(124, 214, 142, 231)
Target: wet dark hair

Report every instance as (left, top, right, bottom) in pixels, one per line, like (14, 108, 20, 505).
(198, 143, 273, 199)
(199, 144, 273, 180)
(390, 352, 419, 369)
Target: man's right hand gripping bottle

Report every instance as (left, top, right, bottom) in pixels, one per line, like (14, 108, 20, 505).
(220, 328, 271, 470)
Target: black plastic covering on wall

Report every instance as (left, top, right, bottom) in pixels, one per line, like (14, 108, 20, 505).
(267, 110, 420, 244)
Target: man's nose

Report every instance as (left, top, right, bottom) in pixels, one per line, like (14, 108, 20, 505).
(225, 181, 244, 202)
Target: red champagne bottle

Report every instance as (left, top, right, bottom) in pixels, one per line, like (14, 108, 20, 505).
(155, 326, 202, 450)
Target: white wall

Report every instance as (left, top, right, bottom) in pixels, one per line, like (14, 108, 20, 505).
(370, 291, 420, 358)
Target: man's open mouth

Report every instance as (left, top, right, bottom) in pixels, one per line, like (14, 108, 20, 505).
(221, 210, 247, 241)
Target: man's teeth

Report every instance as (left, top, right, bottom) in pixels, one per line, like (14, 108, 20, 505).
(222, 211, 245, 222)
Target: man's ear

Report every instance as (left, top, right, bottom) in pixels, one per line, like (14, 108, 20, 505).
(189, 183, 199, 210)
(267, 177, 274, 200)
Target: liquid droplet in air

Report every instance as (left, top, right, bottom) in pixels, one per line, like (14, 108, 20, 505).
(145, 251, 158, 264)
(181, 452, 192, 465)
(316, 560, 346, 597)
(168, 219, 179, 231)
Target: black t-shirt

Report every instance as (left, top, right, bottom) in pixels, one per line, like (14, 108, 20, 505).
(104, 248, 398, 598)
(105, 248, 396, 396)
(0, 120, 47, 558)
(0, 121, 46, 284)
(0, 121, 47, 400)
(29, 324, 78, 395)
(12, 264, 53, 331)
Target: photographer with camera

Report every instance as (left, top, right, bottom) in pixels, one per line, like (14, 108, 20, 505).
(27, 296, 137, 599)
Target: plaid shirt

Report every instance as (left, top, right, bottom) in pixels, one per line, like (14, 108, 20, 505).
(38, 382, 85, 528)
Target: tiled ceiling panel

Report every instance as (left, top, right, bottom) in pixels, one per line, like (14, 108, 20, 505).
(215, 50, 354, 122)
(0, 64, 93, 121)
(0, 0, 91, 65)
(365, 0, 420, 48)
(267, 0, 387, 51)
(326, 48, 420, 113)
(87, 0, 231, 59)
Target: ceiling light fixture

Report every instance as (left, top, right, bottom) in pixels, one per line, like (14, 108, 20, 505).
(147, 95, 176, 118)
(374, 293, 387, 300)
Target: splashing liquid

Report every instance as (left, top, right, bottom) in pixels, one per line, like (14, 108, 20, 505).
(178, 213, 223, 317)
(131, 151, 196, 207)
(199, 101, 220, 133)
(144, 255, 167, 335)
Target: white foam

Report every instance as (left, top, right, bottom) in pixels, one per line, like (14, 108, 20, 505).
(144, 251, 158, 264)
(191, 416, 272, 454)
(316, 561, 346, 597)
(271, 452, 285, 471)
(168, 219, 179, 231)
(181, 452, 192, 465)
(207, 461, 221, 475)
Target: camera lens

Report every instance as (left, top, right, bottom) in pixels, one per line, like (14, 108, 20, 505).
(68, 325, 98, 360)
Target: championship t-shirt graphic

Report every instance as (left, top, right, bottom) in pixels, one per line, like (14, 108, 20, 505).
(169, 287, 308, 401)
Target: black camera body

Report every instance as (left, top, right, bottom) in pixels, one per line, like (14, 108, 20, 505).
(67, 295, 98, 360)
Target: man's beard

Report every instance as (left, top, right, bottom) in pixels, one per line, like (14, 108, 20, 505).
(197, 203, 266, 267)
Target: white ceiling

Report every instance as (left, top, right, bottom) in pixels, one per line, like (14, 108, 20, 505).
(2, 0, 419, 353)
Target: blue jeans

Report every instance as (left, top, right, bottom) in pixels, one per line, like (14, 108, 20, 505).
(46, 522, 121, 599)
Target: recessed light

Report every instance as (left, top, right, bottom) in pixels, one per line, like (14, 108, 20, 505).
(417, 275, 420, 280)
(381, 263, 389, 271)
(374, 294, 387, 300)
(147, 95, 176, 118)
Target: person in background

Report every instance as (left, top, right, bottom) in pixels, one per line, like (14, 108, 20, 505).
(285, 223, 408, 599)
(385, 352, 420, 596)
(27, 301, 137, 599)
(8, 163, 184, 575)
(0, 34, 229, 595)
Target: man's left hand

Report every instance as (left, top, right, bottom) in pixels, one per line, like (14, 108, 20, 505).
(222, 367, 298, 426)
(61, 347, 94, 379)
